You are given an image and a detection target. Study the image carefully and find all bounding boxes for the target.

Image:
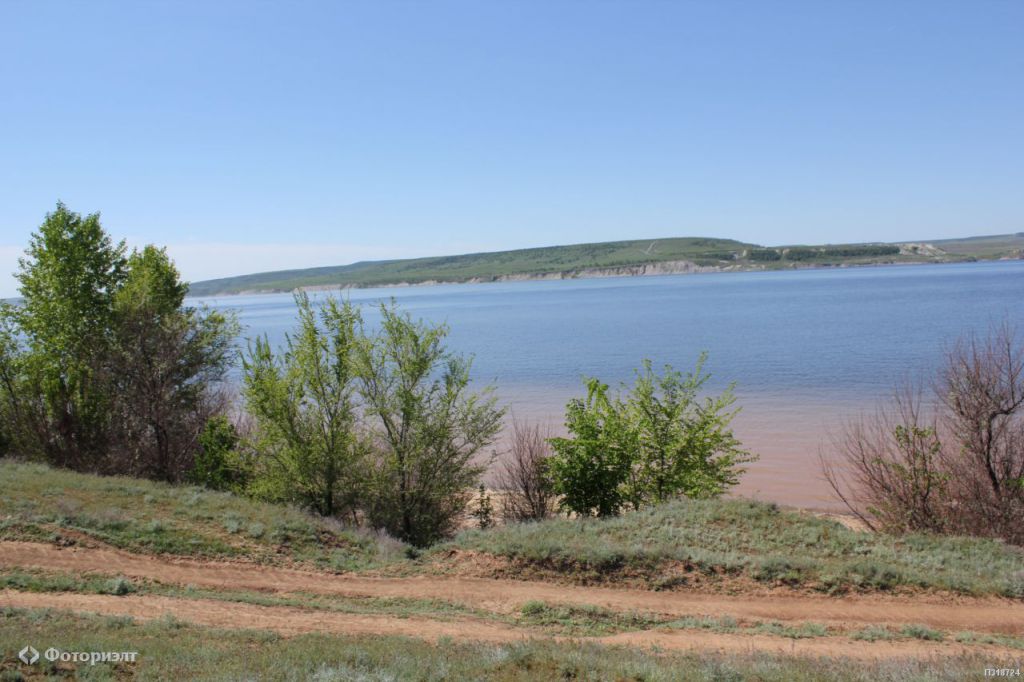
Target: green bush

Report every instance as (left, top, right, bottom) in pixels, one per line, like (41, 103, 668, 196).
(548, 356, 753, 517)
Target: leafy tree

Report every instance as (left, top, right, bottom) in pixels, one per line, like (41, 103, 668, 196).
(355, 302, 504, 546)
(625, 356, 752, 506)
(242, 293, 368, 519)
(0, 206, 237, 481)
(110, 246, 237, 481)
(0, 203, 127, 468)
(548, 379, 635, 517)
(548, 357, 753, 517)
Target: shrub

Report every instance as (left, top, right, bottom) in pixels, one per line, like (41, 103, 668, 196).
(496, 418, 556, 522)
(548, 356, 753, 517)
(190, 416, 246, 492)
(900, 624, 943, 641)
(824, 322, 1024, 545)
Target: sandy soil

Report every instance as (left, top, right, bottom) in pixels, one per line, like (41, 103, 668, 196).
(2, 540, 1023, 651)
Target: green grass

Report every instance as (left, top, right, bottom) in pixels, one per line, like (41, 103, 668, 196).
(5, 460, 1024, 599)
(444, 498, 1024, 597)
(516, 600, 666, 636)
(0, 460, 407, 570)
(184, 232, 1023, 296)
(0, 607, 1006, 681)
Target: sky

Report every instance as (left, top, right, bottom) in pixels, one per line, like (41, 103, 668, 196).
(1, 0, 1022, 296)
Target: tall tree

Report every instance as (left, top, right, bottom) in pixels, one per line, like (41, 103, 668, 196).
(1, 203, 127, 467)
(242, 293, 367, 518)
(356, 302, 504, 546)
(110, 246, 237, 481)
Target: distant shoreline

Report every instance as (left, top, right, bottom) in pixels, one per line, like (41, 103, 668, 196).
(187, 255, 1021, 299)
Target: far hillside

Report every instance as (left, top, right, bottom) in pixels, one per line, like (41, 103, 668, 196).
(186, 233, 1024, 296)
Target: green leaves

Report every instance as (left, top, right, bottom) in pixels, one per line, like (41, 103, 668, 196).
(0, 203, 237, 479)
(548, 356, 755, 517)
(356, 300, 504, 547)
(242, 293, 366, 520)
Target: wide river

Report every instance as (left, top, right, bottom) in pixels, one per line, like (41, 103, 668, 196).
(192, 260, 1024, 509)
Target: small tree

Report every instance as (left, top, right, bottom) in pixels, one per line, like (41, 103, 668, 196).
(825, 322, 1024, 545)
(548, 357, 752, 517)
(242, 293, 367, 520)
(548, 379, 634, 517)
(356, 302, 504, 546)
(495, 417, 557, 522)
(822, 384, 951, 533)
(625, 356, 751, 507)
(938, 322, 1024, 542)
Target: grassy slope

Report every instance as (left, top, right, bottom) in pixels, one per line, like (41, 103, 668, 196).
(443, 498, 1024, 597)
(2, 462, 1023, 678)
(186, 233, 1024, 296)
(0, 461, 404, 571)
(3, 461, 1023, 598)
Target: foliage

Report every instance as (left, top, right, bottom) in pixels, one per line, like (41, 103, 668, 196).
(548, 379, 635, 517)
(0, 460, 404, 568)
(0, 202, 127, 468)
(109, 245, 238, 481)
(0, 608, 998, 682)
(747, 248, 782, 261)
(471, 485, 494, 530)
(187, 237, 757, 294)
(625, 356, 751, 506)
(242, 293, 367, 519)
(548, 358, 753, 517)
(190, 416, 247, 492)
(446, 495, 1024, 596)
(0, 206, 236, 482)
(356, 301, 504, 546)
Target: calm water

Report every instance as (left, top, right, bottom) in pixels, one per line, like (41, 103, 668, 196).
(192, 261, 1024, 508)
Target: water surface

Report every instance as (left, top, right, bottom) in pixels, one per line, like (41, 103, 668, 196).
(193, 261, 1024, 508)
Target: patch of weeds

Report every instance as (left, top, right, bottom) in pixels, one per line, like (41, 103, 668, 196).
(102, 576, 136, 596)
(842, 561, 905, 591)
(516, 601, 664, 636)
(954, 631, 1024, 650)
(900, 624, 943, 641)
(247, 522, 266, 539)
(851, 625, 895, 642)
(752, 557, 810, 585)
(751, 621, 829, 639)
(665, 615, 738, 632)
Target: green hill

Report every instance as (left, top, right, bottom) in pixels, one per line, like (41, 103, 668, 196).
(186, 233, 1024, 297)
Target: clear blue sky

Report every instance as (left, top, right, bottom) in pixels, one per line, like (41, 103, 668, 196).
(1, 1, 1021, 295)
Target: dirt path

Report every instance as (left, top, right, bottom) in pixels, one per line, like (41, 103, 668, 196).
(2, 541, 1021, 636)
(2, 589, 1016, 661)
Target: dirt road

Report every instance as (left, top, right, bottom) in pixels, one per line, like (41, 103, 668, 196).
(2, 540, 1023, 660)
